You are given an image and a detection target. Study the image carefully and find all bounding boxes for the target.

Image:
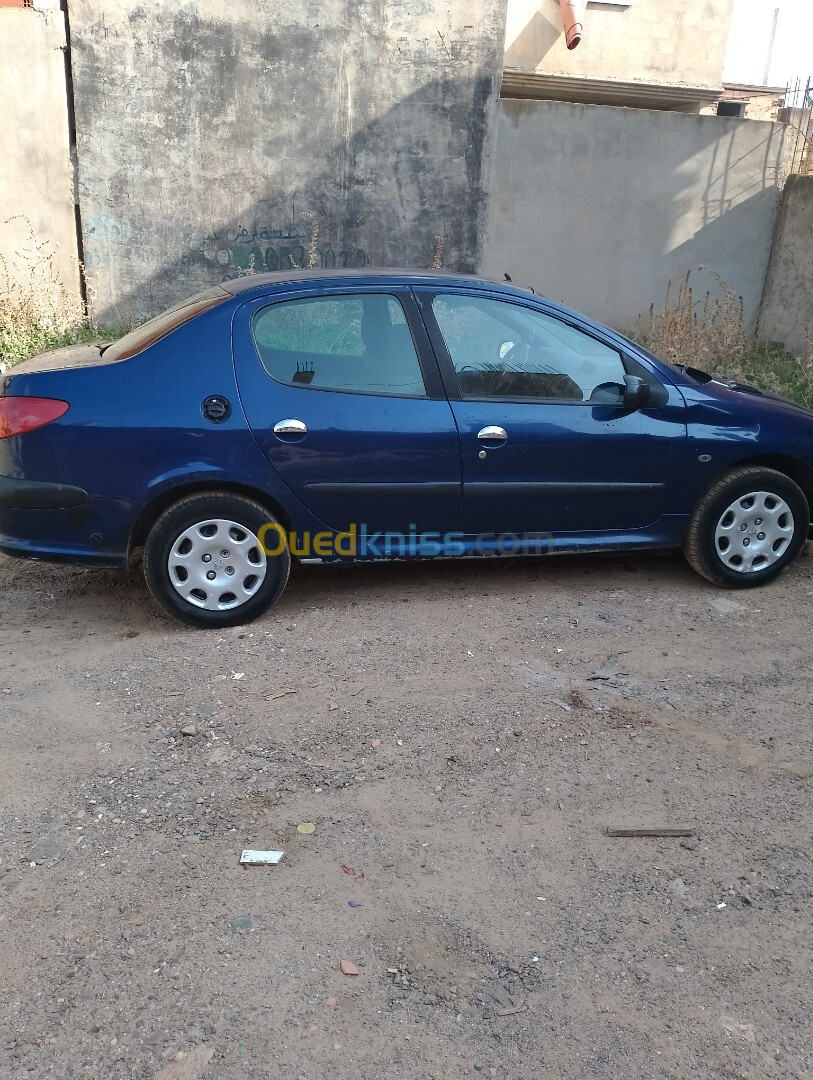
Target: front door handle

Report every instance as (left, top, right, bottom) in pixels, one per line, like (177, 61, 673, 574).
(477, 425, 508, 441)
(273, 418, 308, 436)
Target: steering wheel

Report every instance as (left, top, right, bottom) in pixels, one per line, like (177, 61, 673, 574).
(500, 341, 530, 366)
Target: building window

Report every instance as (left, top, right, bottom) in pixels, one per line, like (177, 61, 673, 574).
(717, 100, 746, 118)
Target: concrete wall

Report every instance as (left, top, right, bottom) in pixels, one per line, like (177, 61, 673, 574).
(68, 0, 507, 323)
(482, 98, 789, 332)
(758, 175, 813, 355)
(504, 0, 734, 91)
(0, 4, 79, 296)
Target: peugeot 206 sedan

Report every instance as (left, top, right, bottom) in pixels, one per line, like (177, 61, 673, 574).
(1, 270, 812, 628)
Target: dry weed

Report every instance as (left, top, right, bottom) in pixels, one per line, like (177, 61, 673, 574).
(632, 268, 813, 409)
(0, 217, 117, 370)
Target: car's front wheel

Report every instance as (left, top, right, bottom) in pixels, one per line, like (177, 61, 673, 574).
(143, 492, 290, 627)
(684, 465, 809, 588)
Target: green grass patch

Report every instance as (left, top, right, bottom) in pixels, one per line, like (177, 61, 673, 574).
(0, 323, 121, 371)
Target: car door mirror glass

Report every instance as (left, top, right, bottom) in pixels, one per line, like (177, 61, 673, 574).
(623, 374, 651, 410)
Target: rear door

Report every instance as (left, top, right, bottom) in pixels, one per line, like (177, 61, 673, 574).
(233, 287, 462, 535)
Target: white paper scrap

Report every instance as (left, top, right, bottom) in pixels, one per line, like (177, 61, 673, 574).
(240, 849, 284, 865)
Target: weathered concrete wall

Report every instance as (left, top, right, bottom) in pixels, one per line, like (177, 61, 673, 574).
(758, 175, 813, 355)
(504, 0, 734, 92)
(482, 99, 789, 332)
(0, 4, 79, 296)
(68, 0, 507, 322)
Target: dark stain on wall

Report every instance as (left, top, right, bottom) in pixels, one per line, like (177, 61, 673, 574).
(69, 1, 507, 321)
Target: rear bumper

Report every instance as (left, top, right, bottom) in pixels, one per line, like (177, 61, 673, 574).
(0, 482, 139, 569)
(0, 474, 89, 510)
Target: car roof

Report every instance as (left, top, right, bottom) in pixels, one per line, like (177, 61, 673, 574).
(220, 267, 537, 298)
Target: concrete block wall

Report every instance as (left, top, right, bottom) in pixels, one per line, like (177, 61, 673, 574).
(758, 175, 813, 357)
(67, 0, 507, 323)
(2, 1, 804, 354)
(0, 4, 80, 297)
(482, 98, 789, 332)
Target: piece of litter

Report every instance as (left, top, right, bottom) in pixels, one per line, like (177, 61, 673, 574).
(387, 967, 399, 975)
(531, 956, 539, 962)
(328, 701, 339, 712)
(340, 864, 365, 881)
(720, 1016, 756, 1043)
(606, 826, 695, 838)
(371, 739, 381, 748)
(340, 960, 359, 976)
(396, 739, 403, 747)
(716, 902, 727, 910)
(232, 672, 245, 680)
(496, 1005, 528, 1017)
(240, 849, 284, 865)
(297, 822, 316, 835)
(348, 900, 362, 909)
(266, 688, 297, 701)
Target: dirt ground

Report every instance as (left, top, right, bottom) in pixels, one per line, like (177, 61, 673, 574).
(1, 545, 812, 1080)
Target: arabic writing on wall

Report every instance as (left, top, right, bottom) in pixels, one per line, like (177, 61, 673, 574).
(80, 216, 370, 277)
(198, 223, 368, 275)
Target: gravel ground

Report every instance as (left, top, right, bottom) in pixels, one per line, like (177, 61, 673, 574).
(1, 547, 812, 1080)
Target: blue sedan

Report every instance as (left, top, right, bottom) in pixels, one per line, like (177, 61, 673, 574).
(1, 270, 811, 627)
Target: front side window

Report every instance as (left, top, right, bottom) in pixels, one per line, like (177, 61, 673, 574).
(432, 294, 628, 403)
(252, 293, 426, 397)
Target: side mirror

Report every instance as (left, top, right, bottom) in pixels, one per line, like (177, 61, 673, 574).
(623, 374, 651, 410)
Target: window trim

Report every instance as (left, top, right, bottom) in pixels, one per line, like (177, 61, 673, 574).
(417, 288, 641, 407)
(247, 287, 444, 401)
(102, 287, 229, 362)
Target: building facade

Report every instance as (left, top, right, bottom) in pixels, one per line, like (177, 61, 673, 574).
(503, 0, 736, 111)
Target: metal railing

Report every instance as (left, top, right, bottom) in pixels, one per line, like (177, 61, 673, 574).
(783, 75, 813, 176)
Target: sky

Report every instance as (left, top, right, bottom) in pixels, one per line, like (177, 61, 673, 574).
(723, 0, 813, 90)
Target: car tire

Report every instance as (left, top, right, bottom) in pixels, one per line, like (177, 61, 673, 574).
(683, 465, 809, 588)
(143, 492, 290, 628)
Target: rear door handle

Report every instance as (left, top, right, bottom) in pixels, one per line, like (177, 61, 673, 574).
(477, 425, 508, 441)
(273, 418, 308, 436)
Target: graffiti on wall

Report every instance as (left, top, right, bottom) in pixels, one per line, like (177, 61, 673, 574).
(193, 222, 369, 277)
(80, 215, 370, 279)
(81, 213, 132, 268)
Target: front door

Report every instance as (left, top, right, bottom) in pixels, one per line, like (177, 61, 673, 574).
(419, 290, 686, 537)
(233, 287, 461, 537)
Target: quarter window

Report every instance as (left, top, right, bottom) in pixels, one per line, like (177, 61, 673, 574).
(432, 294, 628, 403)
(252, 293, 426, 397)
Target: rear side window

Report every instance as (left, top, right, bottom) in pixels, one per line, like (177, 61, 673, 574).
(102, 287, 228, 362)
(252, 293, 427, 397)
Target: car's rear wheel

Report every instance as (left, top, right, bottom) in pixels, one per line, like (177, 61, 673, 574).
(143, 492, 289, 627)
(684, 466, 809, 588)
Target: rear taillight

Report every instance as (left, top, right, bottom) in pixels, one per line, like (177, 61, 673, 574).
(0, 397, 70, 439)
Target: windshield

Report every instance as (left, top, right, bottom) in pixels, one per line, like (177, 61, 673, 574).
(102, 287, 229, 362)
